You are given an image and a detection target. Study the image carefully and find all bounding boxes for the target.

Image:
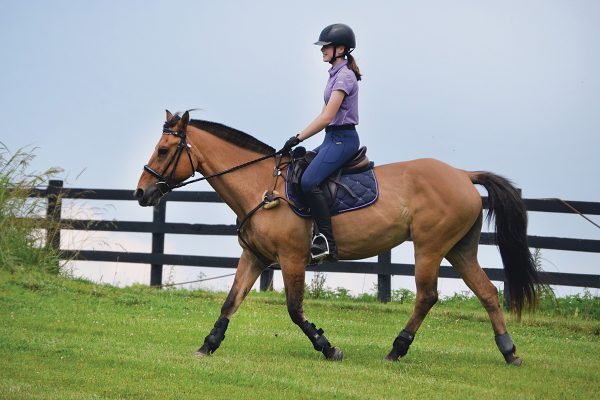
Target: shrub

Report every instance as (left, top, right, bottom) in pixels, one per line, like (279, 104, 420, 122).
(0, 143, 63, 273)
(391, 288, 415, 304)
(305, 271, 328, 299)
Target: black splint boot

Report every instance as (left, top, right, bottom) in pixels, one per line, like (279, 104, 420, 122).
(305, 187, 338, 263)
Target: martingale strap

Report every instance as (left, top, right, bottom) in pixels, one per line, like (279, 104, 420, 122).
(236, 191, 293, 265)
(236, 200, 270, 264)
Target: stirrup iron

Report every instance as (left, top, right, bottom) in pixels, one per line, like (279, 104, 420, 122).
(310, 233, 330, 262)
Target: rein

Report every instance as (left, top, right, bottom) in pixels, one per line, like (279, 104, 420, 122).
(144, 128, 278, 194)
(174, 152, 276, 189)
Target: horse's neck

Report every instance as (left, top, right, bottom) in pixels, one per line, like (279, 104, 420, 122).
(188, 128, 274, 218)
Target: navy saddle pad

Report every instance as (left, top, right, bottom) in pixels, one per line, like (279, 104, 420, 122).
(285, 148, 379, 218)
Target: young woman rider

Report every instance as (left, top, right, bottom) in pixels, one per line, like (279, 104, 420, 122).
(278, 23, 362, 263)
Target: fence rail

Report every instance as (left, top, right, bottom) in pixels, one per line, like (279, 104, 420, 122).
(40, 180, 600, 304)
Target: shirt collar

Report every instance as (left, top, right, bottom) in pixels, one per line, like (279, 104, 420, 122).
(328, 60, 348, 77)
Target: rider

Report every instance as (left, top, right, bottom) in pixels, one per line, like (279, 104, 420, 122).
(279, 23, 362, 262)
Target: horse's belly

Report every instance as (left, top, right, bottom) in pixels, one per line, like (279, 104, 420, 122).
(333, 174, 412, 260)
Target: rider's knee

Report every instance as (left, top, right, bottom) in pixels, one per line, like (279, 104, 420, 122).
(300, 175, 319, 194)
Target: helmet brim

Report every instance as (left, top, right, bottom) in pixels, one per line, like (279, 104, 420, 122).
(314, 40, 332, 46)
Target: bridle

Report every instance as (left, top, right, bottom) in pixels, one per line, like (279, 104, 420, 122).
(143, 128, 197, 194)
(144, 127, 279, 194)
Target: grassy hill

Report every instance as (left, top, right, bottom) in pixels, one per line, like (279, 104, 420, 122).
(1, 269, 599, 400)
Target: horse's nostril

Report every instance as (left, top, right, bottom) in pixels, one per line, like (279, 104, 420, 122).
(134, 188, 144, 199)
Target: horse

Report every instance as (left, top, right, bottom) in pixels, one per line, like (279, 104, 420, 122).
(135, 110, 539, 365)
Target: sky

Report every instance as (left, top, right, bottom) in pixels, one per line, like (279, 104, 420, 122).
(1, 1, 599, 297)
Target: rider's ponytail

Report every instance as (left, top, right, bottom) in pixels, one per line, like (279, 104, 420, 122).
(347, 53, 362, 81)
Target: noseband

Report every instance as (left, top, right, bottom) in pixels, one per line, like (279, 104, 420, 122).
(143, 128, 197, 194)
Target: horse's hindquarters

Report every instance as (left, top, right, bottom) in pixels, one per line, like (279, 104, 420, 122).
(332, 160, 481, 261)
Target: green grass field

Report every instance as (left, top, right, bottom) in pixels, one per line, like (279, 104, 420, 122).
(1, 270, 599, 400)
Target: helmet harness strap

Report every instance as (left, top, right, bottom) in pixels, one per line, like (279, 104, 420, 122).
(329, 45, 354, 64)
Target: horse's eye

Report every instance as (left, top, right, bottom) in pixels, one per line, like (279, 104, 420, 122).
(157, 148, 169, 157)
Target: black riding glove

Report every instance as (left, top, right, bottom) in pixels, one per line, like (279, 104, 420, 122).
(278, 135, 301, 154)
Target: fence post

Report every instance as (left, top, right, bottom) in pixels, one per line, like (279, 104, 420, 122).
(260, 267, 274, 291)
(377, 250, 392, 303)
(150, 200, 166, 287)
(45, 180, 63, 264)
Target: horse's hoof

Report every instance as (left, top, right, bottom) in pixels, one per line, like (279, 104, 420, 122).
(325, 347, 343, 361)
(504, 353, 522, 366)
(508, 356, 522, 366)
(193, 346, 211, 358)
(384, 348, 401, 362)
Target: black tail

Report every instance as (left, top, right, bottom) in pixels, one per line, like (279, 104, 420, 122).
(470, 172, 540, 317)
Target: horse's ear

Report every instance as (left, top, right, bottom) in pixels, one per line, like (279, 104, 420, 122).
(166, 109, 174, 121)
(180, 110, 190, 129)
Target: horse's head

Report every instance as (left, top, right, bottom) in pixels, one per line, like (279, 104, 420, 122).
(135, 110, 197, 206)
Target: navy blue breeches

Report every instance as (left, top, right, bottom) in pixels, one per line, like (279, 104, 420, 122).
(300, 128, 360, 193)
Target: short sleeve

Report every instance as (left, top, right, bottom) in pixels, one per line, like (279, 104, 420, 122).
(331, 69, 356, 95)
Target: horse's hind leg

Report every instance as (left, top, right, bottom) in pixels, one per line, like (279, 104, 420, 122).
(385, 252, 443, 361)
(445, 214, 522, 366)
(195, 249, 267, 357)
(280, 254, 343, 361)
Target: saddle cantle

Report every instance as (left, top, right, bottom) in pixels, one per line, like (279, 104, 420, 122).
(286, 146, 379, 217)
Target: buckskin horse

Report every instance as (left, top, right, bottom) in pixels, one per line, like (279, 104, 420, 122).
(135, 110, 539, 365)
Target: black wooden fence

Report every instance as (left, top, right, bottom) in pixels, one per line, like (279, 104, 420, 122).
(40, 180, 600, 303)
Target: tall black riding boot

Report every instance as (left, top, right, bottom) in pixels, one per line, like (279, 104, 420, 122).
(305, 187, 338, 263)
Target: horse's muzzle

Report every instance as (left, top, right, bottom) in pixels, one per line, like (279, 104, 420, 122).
(134, 187, 161, 207)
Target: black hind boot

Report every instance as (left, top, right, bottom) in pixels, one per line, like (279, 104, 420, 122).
(305, 187, 338, 263)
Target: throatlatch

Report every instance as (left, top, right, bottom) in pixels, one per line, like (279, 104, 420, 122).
(300, 320, 337, 358)
(388, 330, 415, 360)
(199, 317, 230, 354)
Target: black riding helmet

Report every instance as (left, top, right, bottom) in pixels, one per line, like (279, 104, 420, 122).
(314, 23, 356, 58)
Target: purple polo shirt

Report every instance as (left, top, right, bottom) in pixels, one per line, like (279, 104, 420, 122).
(324, 60, 359, 126)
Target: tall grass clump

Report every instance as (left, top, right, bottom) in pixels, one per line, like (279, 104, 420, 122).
(0, 143, 63, 273)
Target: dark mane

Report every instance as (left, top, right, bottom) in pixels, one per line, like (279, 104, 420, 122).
(191, 119, 275, 155)
(163, 114, 274, 155)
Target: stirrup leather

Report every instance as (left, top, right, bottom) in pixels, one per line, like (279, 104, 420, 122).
(310, 233, 330, 262)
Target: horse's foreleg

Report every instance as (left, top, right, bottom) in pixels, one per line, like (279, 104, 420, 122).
(195, 250, 267, 357)
(386, 253, 442, 361)
(280, 257, 343, 361)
